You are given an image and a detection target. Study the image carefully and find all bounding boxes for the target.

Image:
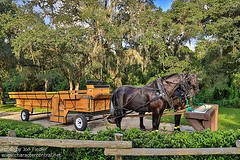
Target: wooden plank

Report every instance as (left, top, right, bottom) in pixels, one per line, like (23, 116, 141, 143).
(58, 90, 75, 94)
(204, 105, 217, 120)
(0, 137, 132, 149)
(185, 119, 204, 131)
(9, 95, 54, 99)
(104, 148, 240, 156)
(184, 111, 209, 120)
(236, 140, 240, 148)
(212, 105, 218, 131)
(0, 146, 18, 153)
(8, 130, 16, 137)
(87, 88, 110, 97)
(115, 134, 123, 160)
(59, 94, 79, 100)
(92, 93, 112, 100)
(203, 120, 211, 130)
(9, 91, 56, 95)
(49, 115, 67, 123)
(77, 90, 87, 94)
(51, 97, 59, 112)
(20, 106, 33, 112)
(91, 99, 110, 112)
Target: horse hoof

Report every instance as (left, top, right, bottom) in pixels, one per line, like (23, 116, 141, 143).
(174, 129, 181, 132)
(107, 118, 115, 124)
(140, 126, 146, 131)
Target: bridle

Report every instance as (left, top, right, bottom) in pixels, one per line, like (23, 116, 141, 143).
(179, 74, 195, 98)
(111, 73, 199, 118)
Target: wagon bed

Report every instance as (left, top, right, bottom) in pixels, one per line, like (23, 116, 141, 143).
(8, 82, 112, 131)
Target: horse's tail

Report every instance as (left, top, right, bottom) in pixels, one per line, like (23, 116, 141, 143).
(110, 90, 117, 116)
(110, 95, 115, 116)
(110, 88, 124, 117)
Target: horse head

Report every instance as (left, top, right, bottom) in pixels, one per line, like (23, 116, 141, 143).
(180, 73, 199, 98)
(161, 73, 183, 96)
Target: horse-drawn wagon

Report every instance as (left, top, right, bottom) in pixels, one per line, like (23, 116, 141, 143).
(8, 81, 111, 131)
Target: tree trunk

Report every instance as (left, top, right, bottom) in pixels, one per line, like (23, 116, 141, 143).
(74, 82, 79, 91)
(44, 79, 48, 92)
(69, 79, 73, 90)
(74, 70, 82, 91)
(0, 77, 4, 104)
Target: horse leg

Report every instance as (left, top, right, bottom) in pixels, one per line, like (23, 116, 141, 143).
(139, 112, 146, 130)
(115, 117, 123, 129)
(152, 109, 161, 130)
(174, 114, 182, 131)
(114, 108, 126, 129)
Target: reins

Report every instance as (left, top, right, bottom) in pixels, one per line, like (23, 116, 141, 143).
(112, 74, 188, 118)
(112, 85, 165, 117)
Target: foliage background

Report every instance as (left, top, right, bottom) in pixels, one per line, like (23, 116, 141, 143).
(0, 0, 239, 107)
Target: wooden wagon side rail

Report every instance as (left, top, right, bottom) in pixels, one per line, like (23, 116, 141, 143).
(8, 91, 57, 99)
(9, 90, 111, 101)
(9, 91, 87, 100)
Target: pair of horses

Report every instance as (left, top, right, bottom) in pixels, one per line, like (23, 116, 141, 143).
(109, 73, 199, 131)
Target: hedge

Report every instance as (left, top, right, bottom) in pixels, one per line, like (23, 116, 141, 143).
(0, 119, 239, 160)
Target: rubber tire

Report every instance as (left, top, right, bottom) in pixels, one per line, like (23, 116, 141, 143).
(21, 109, 30, 121)
(74, 113, 87, 131)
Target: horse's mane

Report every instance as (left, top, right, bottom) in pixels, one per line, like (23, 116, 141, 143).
(161, 73, 179, 80)
(145, 73, 181, 87)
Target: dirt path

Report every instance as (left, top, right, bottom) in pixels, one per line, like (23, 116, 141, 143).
(0, 111, 194, 133)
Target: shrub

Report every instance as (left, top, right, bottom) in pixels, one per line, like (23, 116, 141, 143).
(216, 97, 240, 108)
(0, 120, 239, 160)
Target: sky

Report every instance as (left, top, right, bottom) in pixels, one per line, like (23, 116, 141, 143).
(16, 0, 173, 12)
(155, 0, 173, 11)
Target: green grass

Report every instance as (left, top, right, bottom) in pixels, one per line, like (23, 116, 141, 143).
(0, 118, 36, 126)
(159, 112, 189, 126)
(0, 104, 23, 112)
(0, 104, 48, 112)
(1, 104, 240, 130)
(154, 106, 240, 130)
(218, 107, 240, 130)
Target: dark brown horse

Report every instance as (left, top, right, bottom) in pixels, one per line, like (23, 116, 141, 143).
(110, 73, 199, 130)
(139, 87, 187, 131)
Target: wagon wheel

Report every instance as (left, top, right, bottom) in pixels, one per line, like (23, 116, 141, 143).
(21, 109, 30, 121)
(74, 113, 87, 131)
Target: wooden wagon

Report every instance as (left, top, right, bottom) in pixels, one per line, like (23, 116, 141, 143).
(8, 81, 112, 131)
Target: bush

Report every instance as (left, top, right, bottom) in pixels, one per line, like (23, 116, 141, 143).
(216, 97, 240, 108)
(0, 120, 239, 160)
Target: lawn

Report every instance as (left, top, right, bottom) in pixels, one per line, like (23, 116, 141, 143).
(0, 104, 239, 130)
(0, 104, 47, 112)
(150, 106, 240, 130)
(218, 107, 240, 130)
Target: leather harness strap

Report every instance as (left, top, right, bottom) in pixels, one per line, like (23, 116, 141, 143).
(155, 78, 174, 110)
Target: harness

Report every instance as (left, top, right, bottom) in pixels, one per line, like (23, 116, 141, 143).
(155, 78, 174, 110)
(112, 74, 193, 118)
(113, 86, 164, 117)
